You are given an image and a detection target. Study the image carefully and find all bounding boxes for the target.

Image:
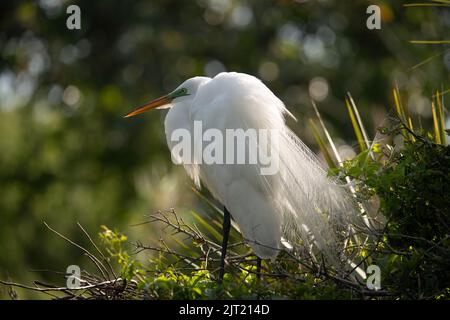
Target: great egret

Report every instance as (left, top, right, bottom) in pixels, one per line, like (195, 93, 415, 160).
(125, 72, 360, 281)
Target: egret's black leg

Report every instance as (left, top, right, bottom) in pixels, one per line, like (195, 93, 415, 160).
(256, 257, 262, 280)
(218, 207, 231, 283)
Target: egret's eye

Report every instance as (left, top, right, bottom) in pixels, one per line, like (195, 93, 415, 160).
(180, 88, 188, 94)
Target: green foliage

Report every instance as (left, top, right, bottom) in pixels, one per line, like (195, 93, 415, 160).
(99, 226, 145, 282)
(378, 141, 449, 243)
(97, 226, 351, 300)
(337, 128, 450, 299)
(378, 140, 450, 299)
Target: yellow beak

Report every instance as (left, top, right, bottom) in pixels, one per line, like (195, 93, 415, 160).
(124, 95, 172, 118)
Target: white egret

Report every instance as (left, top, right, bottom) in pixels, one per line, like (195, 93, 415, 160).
(125, 72, 361, 281)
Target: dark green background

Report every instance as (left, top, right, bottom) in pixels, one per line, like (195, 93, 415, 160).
(0, 0, 448, 298)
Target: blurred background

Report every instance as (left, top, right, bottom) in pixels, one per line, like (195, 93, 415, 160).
(0, 0, 448, 298)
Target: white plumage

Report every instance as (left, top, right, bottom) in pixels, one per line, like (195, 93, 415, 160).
(127, 72, 361, 266)
(164, 72, 357, 262)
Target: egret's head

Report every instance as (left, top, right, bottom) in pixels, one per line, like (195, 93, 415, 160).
(124, 76, 209, 118)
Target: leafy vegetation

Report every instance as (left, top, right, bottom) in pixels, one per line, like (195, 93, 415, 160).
(330, 88, 450, 299)
(96, 226, 350, 300)
(336, 127, 450, 298)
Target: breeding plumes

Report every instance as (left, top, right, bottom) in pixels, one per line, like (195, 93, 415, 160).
(125, 72, 365, 280)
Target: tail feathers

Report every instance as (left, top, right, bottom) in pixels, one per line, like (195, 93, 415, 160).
(274, 128, 367, 268)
